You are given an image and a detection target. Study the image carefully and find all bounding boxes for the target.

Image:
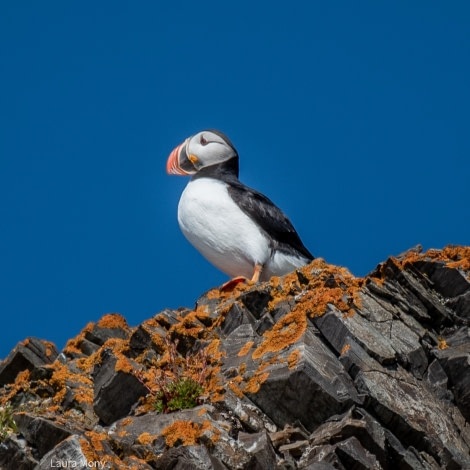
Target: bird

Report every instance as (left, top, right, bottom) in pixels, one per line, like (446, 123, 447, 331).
(166, 129, 314, 287)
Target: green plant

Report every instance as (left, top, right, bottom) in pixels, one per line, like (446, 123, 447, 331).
(0, 403, 17, 441)
(134, 336, 209, 413)
(154, 377, 204, 413)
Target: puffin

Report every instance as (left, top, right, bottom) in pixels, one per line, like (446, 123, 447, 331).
(166, 129, 314, 286)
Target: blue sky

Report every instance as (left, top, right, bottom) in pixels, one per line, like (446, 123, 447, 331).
(1, 2, 469, 359)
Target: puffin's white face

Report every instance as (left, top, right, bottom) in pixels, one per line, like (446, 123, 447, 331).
(167, 130, 238, 175)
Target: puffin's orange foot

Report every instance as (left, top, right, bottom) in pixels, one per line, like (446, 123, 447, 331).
(220, 265, 263, 291)
(221, 276, 249, 291)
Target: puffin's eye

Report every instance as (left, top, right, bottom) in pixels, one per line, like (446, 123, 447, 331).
(200, 135, 208, 146)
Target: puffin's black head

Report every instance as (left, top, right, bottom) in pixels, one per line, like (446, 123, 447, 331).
(166, 129, 238, 176)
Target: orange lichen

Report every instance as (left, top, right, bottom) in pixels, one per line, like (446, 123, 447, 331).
(63, 339, 85, 357)
(120, 417, 134, 427)
(79, 437, 122, 469)
(373, 245, 470, 285)
(127, 456, 152, 469)
(205, 339, 224, 361)
(135, 393, 158, 415)
(115, 354, 133, 374)
(75, 352, 101, 374)
(413, 245, 470, 267)
(341, 343, 351, 355)
(252, 309, 307, 359)
(161, 420, 214, 447)
(205, 281, 254, 301)
(267, 259, 363, 322)
(228, 380, 245, 399)
(137, 432, 156, 445)
(150, 331, 165, 351)
(238, 341, 254, 357)
(97, 313, 129, 330)
(370, 275, 386, 287)
(244, 371, 270, 394)
(170, 311, 206, 339)
(438, 338, 449, 350)
(15, 369, 30, 384)
(287, 349, 300, 370)
(429, 245, 470, 275)
(205, 287, 225, 300)
(78, 437, 99, 461)
(50, 361, 69, 404)
(73, 383, 94, 405)
(102, 337, 128, 353)
(84, 430, 107, 452)
(0, 369, 32, 404)
(63, 321, 95, 357)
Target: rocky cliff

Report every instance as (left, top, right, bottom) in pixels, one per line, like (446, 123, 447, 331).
(0, 245, 469, 469)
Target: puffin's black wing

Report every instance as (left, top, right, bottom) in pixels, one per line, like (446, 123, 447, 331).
(227, 182, 314, 260)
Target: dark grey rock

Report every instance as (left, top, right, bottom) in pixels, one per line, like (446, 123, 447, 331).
(424, 359, 450, 401)
(334, 436, 380, 468)
(300, 463, 337, 470)
(270, 425, 309, 449)
(355, 366, 470, 467)
(110, 406, 252, 469)
(220, 301, 257, 336)
(366, 275, 432, 324)
(279, 440, 309, 459)
(413, 260, 470, 298)
(254, 312, 275, 335)
(92, 348, 148, 425)
(36, 435, 99, 470)
(29, 365, 54, 382)
(79, 338, 101, 356)
(306, 408, 386, 466)
(0, 338, 58, 386)
(220, 388, 277, 434)
(435, 327, 470, 420)
(314, 305, 397, 364)
(85, 321, 129, 347)
(447, 290, 470, 319)
(13, 412, 72, 458)
(157, 445, 228, 470)
(129, 322, 167, 355)
(339, 337, 470, 467)
(270, 299, 296, 323)
(0, 434, 38, 470)
(238, 286, 272, 319)
(244, 329, 361, 431)
(239, 431, 277, 469)
(156, 308, 189, 328)
(387, 259, 454, 326)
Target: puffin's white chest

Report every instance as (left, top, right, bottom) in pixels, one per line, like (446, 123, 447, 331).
(177, 178, 270, 278)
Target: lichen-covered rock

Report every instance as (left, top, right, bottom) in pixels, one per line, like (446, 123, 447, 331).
(36, 435, 102, 470)
(0, 337, 58, 386)
(222, 325, 361, 431)
(0, 245, 469, 469)
(92, 348, 148, 425)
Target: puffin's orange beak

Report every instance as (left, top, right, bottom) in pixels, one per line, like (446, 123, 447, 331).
(167, 138, 198, 176)
(166, 141, 189, 175)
